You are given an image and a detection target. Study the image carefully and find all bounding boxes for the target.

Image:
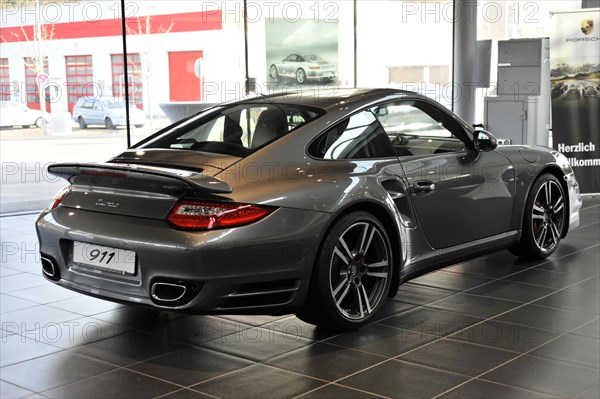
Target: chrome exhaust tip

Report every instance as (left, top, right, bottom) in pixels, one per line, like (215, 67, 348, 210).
(41, 256, 57, 279)
(151, 282, 187, 303)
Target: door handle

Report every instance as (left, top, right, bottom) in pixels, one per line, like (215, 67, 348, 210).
(413, 180, 435, 195)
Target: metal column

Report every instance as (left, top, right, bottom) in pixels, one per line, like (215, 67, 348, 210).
(452, 0, 478, 125)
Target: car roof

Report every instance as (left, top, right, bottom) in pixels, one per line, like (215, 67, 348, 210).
(77, 97, 116, 101)
(235, 88, 415, 111)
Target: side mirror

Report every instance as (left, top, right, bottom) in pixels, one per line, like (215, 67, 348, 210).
(473, 130, 498, 152)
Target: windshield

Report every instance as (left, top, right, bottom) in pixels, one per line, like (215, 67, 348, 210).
(140, 103, 324, 157)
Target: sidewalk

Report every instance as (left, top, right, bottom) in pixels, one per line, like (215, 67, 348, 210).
(0, 121, 168, 214)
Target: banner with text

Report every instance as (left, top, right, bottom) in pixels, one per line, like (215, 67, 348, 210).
(550, 9, 600, 193)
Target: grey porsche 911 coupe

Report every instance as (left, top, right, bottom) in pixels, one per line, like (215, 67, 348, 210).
(36, 88, 582, 330)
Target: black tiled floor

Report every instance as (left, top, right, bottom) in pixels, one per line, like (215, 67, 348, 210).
(426, 292, 521, 318)
(200, 325, 313, 362)
(448, 319, 561, 353)
(572, 319, 600, 340)
(266, 342, 385, 381)
(494, 303, 598, 333)
(410, 270, 493, 292)
(73, 330, 188, 367)
(392, 282, 455, 306)
(378, 306, 484, 336)
(41, 368, 180, 398)
(192, 364, 324, 399)
(323, 322, 438, 358)
(532, 288, 600, 315)
(397, 339, 518, 377)
(128, 347, 253, 386)
(1, 197, 598, 398)
(465, 279, 556, 303)
(297, 384, 384, 398)
(481, 355, 600, 398)
(0, 334, 62, 368)
(438, 379, 553, 398)
(0, 351, 116, 393)
(530, 333, 600, 369)
(339, 359, 469, 398)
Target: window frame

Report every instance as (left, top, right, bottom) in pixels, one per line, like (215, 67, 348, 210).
(373, 98, 474, 156)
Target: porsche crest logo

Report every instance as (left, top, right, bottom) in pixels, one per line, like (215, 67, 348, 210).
(581, 19, 594, 35)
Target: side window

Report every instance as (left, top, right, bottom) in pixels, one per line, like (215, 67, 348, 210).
(373, 101, 467, 157)
(308, 110, 396, 160)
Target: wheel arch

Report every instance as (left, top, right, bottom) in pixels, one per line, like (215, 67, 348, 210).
(309, 200, 402, 301)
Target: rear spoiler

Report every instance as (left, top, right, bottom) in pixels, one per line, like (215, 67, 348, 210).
(47, 163, 232, 194)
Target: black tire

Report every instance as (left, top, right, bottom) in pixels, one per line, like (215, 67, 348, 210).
(34, 118, 43, 128)
(105, 118, 114, 130)
(295, 211, 392, 330)
(507, 245, 521, 257)
(512, 174, 566, 259)
(134, 124, 144, 129)
(78, 117, 87, 129)
(296, 68, 306, 84)
(269, 65, 278, 80)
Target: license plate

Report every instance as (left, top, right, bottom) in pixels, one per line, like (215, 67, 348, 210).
(72, 241, 136, 275)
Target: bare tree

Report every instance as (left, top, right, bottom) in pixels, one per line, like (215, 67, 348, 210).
(126, 14, 173, 131)
(14, 12, 55, 135)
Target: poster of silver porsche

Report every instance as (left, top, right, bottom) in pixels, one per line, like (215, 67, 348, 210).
(36, 88, 582, 330)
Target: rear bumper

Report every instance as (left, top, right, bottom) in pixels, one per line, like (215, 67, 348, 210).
(36, 206, 329, 312)
(306, 70, 336, 80)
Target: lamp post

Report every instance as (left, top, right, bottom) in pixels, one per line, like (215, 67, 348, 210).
(35, 0, 48, 135)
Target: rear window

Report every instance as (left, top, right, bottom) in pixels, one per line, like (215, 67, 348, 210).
(141, 103, 324, 157)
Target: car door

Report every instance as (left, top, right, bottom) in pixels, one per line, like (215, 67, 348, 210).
(88, 100, 104, 124)
(374, 99, 515, 249)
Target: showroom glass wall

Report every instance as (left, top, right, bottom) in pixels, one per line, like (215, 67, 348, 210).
(356, 0, 454, 108)
(122, 0, 453, 136)
(0, 1, 585, 145)
(0, 1, 137, 161)
(474, 0, 582, 122)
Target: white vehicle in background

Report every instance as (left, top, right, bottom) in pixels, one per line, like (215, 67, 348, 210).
(0, 101, 47, 128)
(72, 97, 146, 129)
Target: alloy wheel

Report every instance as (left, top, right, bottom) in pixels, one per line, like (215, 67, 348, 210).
(329, 221, 390, 320)
(531, 179, 565, 253)
(270, 65, 278, 79)
(296, 69, 306, 84)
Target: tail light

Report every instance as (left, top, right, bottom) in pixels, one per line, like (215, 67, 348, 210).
(166, 200, 275, 230)
(49, 185, 71, 210)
